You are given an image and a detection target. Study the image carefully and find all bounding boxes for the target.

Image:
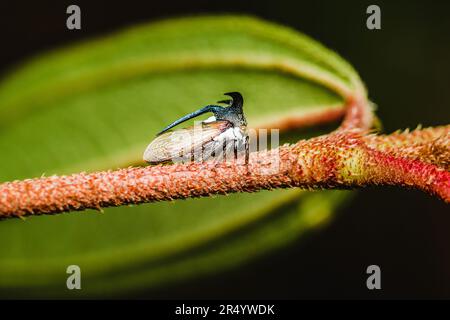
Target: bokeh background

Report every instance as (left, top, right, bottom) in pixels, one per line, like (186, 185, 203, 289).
(0, 0, 449, 298)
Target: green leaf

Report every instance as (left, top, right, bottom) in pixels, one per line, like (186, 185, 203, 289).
(0, 15, 364, 296)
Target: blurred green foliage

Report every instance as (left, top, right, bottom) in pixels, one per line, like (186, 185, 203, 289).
(0, 16, 361, 297)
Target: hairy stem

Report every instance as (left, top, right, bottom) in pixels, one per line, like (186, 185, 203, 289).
(0, 127, 448, 218)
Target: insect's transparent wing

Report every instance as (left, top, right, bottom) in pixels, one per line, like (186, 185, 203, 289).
(143, 121, 232, 164)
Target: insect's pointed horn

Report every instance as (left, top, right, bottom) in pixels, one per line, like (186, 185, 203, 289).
(157, 105, 222, 135)
(224, 92, 243, 109)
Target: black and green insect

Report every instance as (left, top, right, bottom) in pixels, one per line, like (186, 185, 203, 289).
(143, 92, 249, 164)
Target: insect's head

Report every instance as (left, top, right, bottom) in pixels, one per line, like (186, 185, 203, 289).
(156, 92, 247, 135)
(218, 92, 246, 128)
(223, 92, 243, 109)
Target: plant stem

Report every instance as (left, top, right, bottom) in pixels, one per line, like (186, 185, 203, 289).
(0, 128, 448, 218)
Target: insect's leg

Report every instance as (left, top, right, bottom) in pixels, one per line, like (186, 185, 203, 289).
(201, 142, 205, 162)
(223, 139, 227, 162)
(245, 135, 250, 166)
(190, 140, 195, 162)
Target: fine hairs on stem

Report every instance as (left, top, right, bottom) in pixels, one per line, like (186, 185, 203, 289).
(0, 97, 448, 218)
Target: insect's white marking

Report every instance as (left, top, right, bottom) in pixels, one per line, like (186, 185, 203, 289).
(203, 116, 216, 123)
(233, 127, 244, 139)
(213, 127, 244, 142)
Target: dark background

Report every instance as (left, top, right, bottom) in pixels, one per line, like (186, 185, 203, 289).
(0, 0, 449, 299)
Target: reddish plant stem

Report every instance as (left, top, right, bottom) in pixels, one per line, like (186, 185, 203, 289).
(365, 126, 449, 169)
(0, 129, 448, 218)
(0, 87, 448, 218)
(363, 149, 450, 202)
(340, 95, 374, 131)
